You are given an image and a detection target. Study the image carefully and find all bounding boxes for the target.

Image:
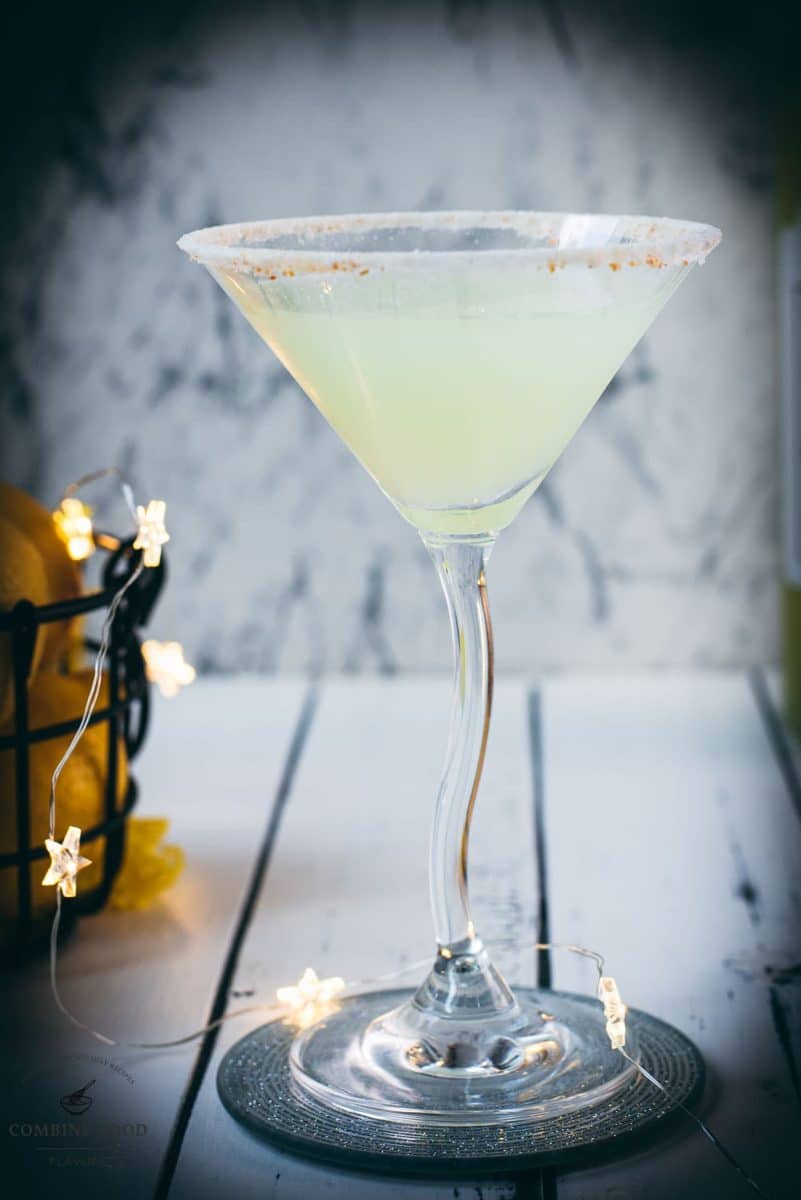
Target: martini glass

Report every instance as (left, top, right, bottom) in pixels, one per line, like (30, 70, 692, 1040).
(178, 212, 720, 1133)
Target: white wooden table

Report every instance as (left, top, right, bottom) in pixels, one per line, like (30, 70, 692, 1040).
(1, 673, 799, 1199)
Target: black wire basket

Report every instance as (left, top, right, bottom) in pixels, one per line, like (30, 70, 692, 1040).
(0, 538, 165, 955)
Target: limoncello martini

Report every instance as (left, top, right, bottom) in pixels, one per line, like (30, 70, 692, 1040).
(178, 212, 721, 1141)
(186, 214, 710, 536)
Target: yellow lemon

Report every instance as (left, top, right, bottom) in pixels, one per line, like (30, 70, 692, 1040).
(110, 817, 184, 911)
(0, 515, 50, 726)
(0, 671, 128, 929)
(0, 482, 82, 671)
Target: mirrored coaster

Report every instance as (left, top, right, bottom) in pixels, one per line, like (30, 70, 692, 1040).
(217, 987, 704, 1176)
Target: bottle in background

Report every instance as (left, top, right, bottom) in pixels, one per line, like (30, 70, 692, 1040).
(779, 88, 801, 733)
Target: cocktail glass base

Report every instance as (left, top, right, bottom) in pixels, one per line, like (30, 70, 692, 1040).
(217, 987, 704, 1175)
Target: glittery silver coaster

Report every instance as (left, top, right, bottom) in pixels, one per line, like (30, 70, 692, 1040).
(217, 988, 704, 1175)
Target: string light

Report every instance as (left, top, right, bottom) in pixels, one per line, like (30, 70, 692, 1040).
(46, 477, 169, 896)
(141, 640, 196, 698)
(133, 500, 169, 567)
(42, 826, 92, 898)
(53, 497, 95, 562)
(276, 967, 346, 1029)
(37, 470, 765, 1197)
(598, 976, 628, 1050)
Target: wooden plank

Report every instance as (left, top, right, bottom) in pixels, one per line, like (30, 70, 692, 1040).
(540, 674, 801, 1199)
(169, 677, 537, 1199)
(0, 678, 308, 1200)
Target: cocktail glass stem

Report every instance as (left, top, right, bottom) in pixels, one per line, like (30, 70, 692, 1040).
(414, 534, 516, 1025)
(425, 534, 494, 949)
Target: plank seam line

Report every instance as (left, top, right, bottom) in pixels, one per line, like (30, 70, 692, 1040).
(508, 1168, 558, 1200)
(748, 668, 801, 827)
(528, 688, 552, 989)
(540, 1169, 559, 1200)
(526, 685, 558, 1200)
(152, 682, 319, 1200)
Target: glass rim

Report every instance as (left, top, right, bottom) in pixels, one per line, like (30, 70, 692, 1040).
(177, 210, 721, 275)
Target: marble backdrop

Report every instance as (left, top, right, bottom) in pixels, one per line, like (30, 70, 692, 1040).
(0, 2, 776, 673)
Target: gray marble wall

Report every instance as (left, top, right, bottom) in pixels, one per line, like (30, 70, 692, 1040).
(0, 3, 776, 673)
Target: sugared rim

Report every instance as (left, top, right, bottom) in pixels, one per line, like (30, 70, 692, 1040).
(177, 210, 721, 276)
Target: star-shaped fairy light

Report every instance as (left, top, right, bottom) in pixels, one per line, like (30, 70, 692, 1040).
(42, 826, 92, 899)
(276, 967, 346, 1030)
(141, 640, 196, 698)
(598, 976, 627, 1050)
(133, 500, 169, 567)
(53, 497, 95, 562)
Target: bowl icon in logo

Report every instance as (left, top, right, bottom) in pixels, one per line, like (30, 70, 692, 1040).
(59, 1079, 96, 1116)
